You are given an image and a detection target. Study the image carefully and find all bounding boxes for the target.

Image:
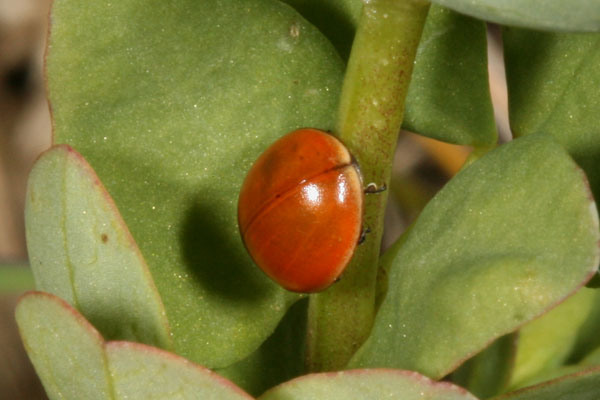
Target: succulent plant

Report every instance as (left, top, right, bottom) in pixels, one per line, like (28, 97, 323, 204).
(12, 0, 600, 398)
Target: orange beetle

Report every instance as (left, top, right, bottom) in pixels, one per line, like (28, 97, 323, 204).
(238, 128, 364, 293)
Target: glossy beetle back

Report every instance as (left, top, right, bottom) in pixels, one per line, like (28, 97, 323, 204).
(238, 128, 363, 293)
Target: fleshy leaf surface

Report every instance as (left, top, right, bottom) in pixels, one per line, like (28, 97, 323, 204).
(452, 334, 516, 398)
(258, 369, 478, 400)
(567, 293, 600, 363)
(510, 345, 600, 389)
(107, 342, 253, 400)
(47, 0, 343, 367)
(15, 292, 112, 400)
(349, 134, 600, 378)
(504, 30, 600, 202)
(281, 0, 363, 60)
(581, 347, 600, 366)
(403, 5, 496, 146)
(16, 291, 254, 400)
(494, 367, 600, 400)
(25, 145, 172, 350)
(284, 2, 498, 146)
(509, 287, 600, 389)
(429, 0, 600, 32)
(217, 298, 308, 396)
(504, 29, 600, 283)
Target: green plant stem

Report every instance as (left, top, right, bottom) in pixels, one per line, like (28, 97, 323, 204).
(306, 0, 430, 372)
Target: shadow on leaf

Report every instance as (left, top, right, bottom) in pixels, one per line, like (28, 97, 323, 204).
(180, 199, 275, 303)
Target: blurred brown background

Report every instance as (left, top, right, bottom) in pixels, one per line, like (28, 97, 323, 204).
(1, 1, 51, 398)
(0, 0, 509, 398)
(0, 0, 51, 262)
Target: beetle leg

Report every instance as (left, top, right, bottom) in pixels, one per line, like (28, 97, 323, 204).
(364, 182, 387, 194)
(358, 227, 371, 245)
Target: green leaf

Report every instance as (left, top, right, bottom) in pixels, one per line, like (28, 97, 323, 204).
(429, 0, 600, 32)
(567, 291, 600, 363)
(284, 2, 498, 147)
(508, 345, 600, 389)
(47, 0, 344, 367)
(581, 346, 600, 365)
(217, 298, 308, 397)
(452, 334, 517, 398)
(15, 291, 112, 400)
(107, 342, 253, 400)
(509, 287, 600, 389)
(280, 0, 363, 60)
(494, 367, 600, 400)
(25, 145, 172, 350)
(348, 134, 600, 378)
(503, 30, 600, 203)
(16, 291, 254, 400)
(258, 369, 478, 400)
(403, 5, 496, 147)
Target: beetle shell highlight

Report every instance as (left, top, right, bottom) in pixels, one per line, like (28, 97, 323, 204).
(238, 128, 363, 293)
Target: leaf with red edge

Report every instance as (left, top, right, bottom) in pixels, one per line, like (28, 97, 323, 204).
(107, 342, 253, 400)
(15, 291, 112, 400)
(509, 287, 600, 389)
(258, 369, 478, 400)
(25, 145, 172, 350)
(452, 334, 517, 398)
(16, 291, 253, 400)
(349, 134, 600, 378)
(46, 0, 341, 368)
(494, 366, 600, 400)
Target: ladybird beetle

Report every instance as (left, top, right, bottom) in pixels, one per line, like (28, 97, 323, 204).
(238, 128, 364, 293)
